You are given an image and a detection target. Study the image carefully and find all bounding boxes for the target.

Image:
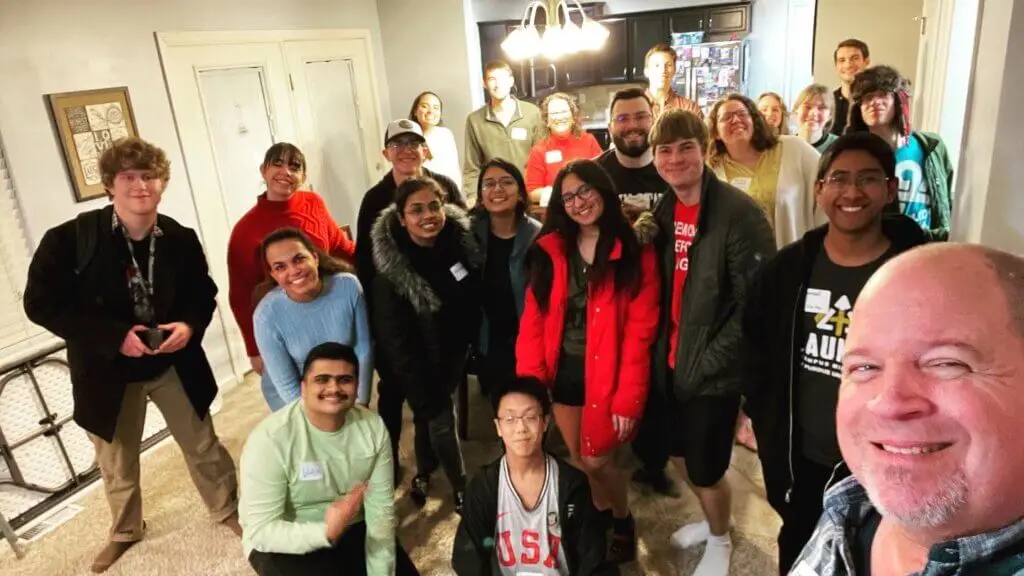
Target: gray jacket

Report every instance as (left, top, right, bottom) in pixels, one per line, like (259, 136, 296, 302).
(462, 99, 544, 204)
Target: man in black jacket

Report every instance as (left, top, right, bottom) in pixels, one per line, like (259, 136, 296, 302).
(452, 377, 615, 575)
(742, 132, 928, 573)
(23, 138, 239, 573)
(646, 109, 776, 576)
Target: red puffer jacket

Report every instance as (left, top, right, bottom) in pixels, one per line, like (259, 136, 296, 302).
(516, 232, 660, 457)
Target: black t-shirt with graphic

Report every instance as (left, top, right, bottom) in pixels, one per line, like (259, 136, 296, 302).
(595, 149, 667, 217)
(797, 246, 895, 466)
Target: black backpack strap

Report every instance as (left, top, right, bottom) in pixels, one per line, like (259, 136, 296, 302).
(74, 210, 101, 275)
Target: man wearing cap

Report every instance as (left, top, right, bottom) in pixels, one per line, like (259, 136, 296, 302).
(845, 65, 954, 240)
(355, 118, 465, 479)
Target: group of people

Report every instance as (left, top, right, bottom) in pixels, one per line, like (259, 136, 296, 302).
(19, 32, 1024, 576)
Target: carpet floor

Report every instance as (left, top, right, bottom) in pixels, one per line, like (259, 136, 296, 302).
(0, 374, 780, 575)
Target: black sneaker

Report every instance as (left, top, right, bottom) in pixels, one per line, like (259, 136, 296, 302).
(410, 474, 430, 508)
(632, 467, 680, 498)
(454, 490, 466, 515)
(608, 514, 637, 564)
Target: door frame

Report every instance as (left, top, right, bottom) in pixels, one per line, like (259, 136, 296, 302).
(155, 29, 386, 388)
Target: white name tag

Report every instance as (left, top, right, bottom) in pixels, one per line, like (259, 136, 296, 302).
(544, 149, 563, 164)
(805, 288, 832, 314)
(731, 176, 752, 192)
(511, 127, 528, 141)
(298, 461, 324, 482)
(450, 262, 469, 281)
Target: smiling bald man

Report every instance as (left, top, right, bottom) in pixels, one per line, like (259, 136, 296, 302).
(792, 243, 1024, 575)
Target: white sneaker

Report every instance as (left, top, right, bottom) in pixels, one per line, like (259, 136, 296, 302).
(669, 520, 709, 549)
(693, 532, 732, 576)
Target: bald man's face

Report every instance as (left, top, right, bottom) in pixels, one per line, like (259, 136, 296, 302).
(838, 250, 1024, 535)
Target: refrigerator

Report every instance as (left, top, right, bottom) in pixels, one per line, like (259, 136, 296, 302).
(670, 32, 748, 117)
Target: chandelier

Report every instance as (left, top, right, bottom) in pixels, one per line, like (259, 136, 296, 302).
(501, 0, 610, 61)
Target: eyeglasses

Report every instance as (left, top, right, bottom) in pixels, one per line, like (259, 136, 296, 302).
(482, 177, 517, 191)
(612, 112, 653, 125)
(497, 413, 542, 427)
(717, 109, 751, 125)
(387, 139, 423, 152)
(405, 200, 443, 217)
(561, 183, 596, 206)
(821, 172, 889, 192)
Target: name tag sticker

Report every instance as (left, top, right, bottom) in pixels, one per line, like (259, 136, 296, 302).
(298, 461, 324, 482)
(731, 177, 752, 191)
(511, 127, 528, 141)
(450, 262, 469, 281)
(517, 572, 544, 576)
(544, 149, 563, 164)
(804, 288, 832, 314)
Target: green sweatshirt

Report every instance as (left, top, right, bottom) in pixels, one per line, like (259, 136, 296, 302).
(239, 401, 395, 572)
(463, 98, 544, 205)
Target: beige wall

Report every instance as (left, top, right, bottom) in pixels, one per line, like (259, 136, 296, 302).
(813, 0, 924, 85)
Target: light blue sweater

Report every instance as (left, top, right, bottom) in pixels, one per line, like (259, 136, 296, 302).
(254, 273, 372, 409)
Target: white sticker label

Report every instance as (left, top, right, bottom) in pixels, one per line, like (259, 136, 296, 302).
(804, 288, 832, 315)
(298, 461, 324, 482)
(511, 127, 528, 141)
(544, 149, 563, 164)
(450, 262, 469, 281)
(730, 177, 752, 192)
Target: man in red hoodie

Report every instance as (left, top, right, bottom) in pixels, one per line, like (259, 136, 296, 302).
(226, 143, 354, 391)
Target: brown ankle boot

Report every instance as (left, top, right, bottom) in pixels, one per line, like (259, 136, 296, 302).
(91, 539, 139, 573)
(221, 512, 243, 537)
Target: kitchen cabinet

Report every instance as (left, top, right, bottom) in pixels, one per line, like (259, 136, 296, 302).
(594, 18, 629, 83)
(628, 16, 668, 81)
(669, 11, 706, 34)
(707, 6, 748, 34)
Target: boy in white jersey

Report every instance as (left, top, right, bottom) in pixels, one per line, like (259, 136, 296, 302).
(452, 377, 617, 575)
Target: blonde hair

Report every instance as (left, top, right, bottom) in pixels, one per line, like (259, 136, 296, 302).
(793, 84, 837, 133)
(757, 92, 790, 135)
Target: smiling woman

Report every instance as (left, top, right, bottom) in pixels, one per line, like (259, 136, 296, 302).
(524, 92, 602, 205)
(251, 228, 370, 413)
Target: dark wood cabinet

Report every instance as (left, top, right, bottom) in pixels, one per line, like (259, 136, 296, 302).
(628, 16, 668, 81)
(595, 18, 629, 83)
(707, 6, 748, 33)
(668, 11, 705, 34)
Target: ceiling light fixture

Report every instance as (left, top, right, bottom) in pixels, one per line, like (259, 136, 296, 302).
(501, 0, 609, 61)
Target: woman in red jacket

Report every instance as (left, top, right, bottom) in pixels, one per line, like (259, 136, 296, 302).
(516, 159, 660, 564)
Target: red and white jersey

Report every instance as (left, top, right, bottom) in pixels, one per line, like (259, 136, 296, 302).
(494, 455, 569, 575)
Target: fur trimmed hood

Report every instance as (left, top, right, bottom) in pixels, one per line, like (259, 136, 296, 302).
(370, 203, 483, 315)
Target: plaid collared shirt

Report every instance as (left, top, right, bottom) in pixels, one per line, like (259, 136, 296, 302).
(111, 209, 163, 237)
(792, 475, 1024, 575)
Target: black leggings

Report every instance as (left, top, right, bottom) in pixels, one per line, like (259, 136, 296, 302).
(248, 522, 420, 575)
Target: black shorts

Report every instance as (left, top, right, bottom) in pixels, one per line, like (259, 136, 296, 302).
(666, 389, 742, 487)
(552, 354, 585, 406)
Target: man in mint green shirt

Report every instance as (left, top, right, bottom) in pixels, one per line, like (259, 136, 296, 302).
(239, 342, 418, 575)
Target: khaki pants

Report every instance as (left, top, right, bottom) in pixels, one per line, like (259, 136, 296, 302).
(88, 368, 238, 542)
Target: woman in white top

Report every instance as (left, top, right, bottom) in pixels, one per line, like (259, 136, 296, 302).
(707, 93, 822, 250)
(410, 91, 461, 189)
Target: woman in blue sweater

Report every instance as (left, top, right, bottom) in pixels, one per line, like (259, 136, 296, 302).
(253, 228, 372, 410)
(470, 158, 541, 395)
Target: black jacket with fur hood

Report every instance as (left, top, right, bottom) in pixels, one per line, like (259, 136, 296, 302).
(370, 203, 483, 418)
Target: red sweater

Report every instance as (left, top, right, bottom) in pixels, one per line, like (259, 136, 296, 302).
(525, 132, 603, 192)
(516, 233, 660, 457)
(227, 191, 355, 356)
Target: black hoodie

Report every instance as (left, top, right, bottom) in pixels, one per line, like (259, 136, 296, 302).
(741, 214, 928, 510)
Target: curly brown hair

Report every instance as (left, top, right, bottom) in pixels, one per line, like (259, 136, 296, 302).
(706, 93, 779, 168)
(540, 92, 583, 137)
(99, 137, 171, 191)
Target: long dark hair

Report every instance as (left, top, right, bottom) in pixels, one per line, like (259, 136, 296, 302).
(252, 227, 352, 306)
(526, 160, 641, 312)
(472, 157, 530, 219)
(408, 91, 444, 129)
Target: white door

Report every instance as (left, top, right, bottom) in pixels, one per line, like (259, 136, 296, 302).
(157, 38, 299, 385)
(284, 39, 386, 235)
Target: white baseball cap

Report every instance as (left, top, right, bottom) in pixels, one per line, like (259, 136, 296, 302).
(384, 119, 425, 144)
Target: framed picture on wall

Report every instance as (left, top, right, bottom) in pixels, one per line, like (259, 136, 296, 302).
(47, 86, 139, 202)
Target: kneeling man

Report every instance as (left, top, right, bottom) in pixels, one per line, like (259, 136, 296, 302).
(794, 244, 1024, 573)
(452, 377, 616, 575)
(239, 342, 417, 575)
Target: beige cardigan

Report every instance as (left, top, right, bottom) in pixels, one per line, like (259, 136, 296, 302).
(712, 135, 824, 248)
